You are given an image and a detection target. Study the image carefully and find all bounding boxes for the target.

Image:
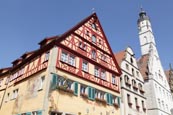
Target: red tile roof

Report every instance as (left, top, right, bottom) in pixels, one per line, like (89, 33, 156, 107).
(137, 54, 149, 80)
(114, 50, 126, 66)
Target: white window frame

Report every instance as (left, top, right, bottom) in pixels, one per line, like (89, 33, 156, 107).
(101, 70, 106, 80)
(94, 67, 99, 77)
(69, 55, 75, 66)
(38, 76, 45, 91)
(112, 75, 116, 85)
(61, 51, 68, 63)
(82, 61, 88, 72)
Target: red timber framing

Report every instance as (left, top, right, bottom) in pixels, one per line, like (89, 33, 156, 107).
(56, 13, 121, 92)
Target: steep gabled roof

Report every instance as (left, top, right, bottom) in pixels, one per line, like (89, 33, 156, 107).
(137, 54, 149, 80)
(7, 13, 122, 76)
(55, 13, 121, 75)
(114, 50, 126, 66)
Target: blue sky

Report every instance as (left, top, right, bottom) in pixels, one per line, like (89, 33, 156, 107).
(0, 1, 173, 70)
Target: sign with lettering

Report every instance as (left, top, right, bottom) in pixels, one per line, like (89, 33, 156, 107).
(9, 53, 49, 83)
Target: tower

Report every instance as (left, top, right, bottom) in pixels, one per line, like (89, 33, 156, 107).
(137, 9, 173, 115)
(137, 8, 158, 57)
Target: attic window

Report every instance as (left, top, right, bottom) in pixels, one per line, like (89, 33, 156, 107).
(91, 49, 96, 59)
(85, 30, 90, 36)
(79, 42, 87, 51)
(91, 23, 97, 30)
(92, 35, 96, 43)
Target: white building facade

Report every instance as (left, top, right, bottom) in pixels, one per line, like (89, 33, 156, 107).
(115, 47, 147, 115)
(137, 9, 173, 115)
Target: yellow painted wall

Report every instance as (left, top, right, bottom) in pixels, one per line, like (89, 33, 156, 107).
(48, 70, 120, 115)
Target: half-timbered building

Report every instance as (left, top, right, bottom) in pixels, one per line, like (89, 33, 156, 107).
(0, 13, 121, 115)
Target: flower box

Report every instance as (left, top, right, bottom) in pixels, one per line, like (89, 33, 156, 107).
(95, 98, 106, 104)
(113, 103, 119, 108)
(80, 93, 88, 98)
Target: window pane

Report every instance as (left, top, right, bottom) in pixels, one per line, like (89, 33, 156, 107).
(92, 35, 96, 43)
(82, 61, 88, 72)
(61, 52, 68, 63)
(94, 67, 99, 77)
(69, 55, 75, 66)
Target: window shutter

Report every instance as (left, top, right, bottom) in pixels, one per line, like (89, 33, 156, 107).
(118, 97, 120, 106)
(106, 93, 109, 104)
(37, 110, 42, 115)
(88, 87, 92, 99)
(51, 74, 57, 90)
(26, 112, 31, 115)
(74, 82, 78, 96)
(91, 88, 95, 100)
(109, 94, 113, 105)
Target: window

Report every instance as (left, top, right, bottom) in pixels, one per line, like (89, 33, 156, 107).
(142, 100, 144, 108)
(82, 61, 88, 72)
(112, 75, 116, 85)
(38, 76, 45, 90)
(85, 30, 90, 36)
(61, 51, 76, 67)
(132, 68, 135, 76)
(139, 83, 142, 89)
(91, 49, 96, 59)
(61, 51, 68, 63)
(130, 57, 133, 64)
(106, 93, 113, 105)
(69, 55, 75, 66)
(100, 70, 106, 80)
(135, 97, 139, 110)
(125, 64, 129, 70)
(92, 35, 96, 43)
(91, 23, 97, 30)
(127, 94, 132, 107)
(88, 87, 95, 100)
(95, 90, 105, 100)
(44, 51, 50, 61)
(94, 67, 99, 77)
(12, 89, 18, 99)
(31, 111, 42, 115)
(101, 53, 107, 62)
(79, 42, 87, 51)
(80, 85, 87, 95)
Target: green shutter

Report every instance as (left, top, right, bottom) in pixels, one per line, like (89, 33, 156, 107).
(88, 87, 92, 99)
(106, 93, 109, 104)
(37, 110, 42, 115)
(91, 88, 95, 100)
(26, 112, 31, 115)
(109, 94, 113, 105)
(74, 82, 78, 96)
(51, 74, 57, 90)
(118, 97, 120, 106)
